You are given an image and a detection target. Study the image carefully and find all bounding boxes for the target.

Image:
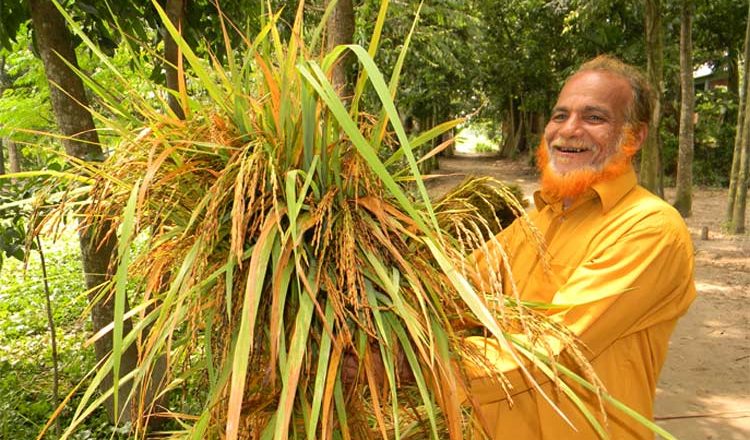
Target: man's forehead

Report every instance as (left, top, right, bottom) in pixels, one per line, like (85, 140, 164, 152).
(554, 70, 632, 116)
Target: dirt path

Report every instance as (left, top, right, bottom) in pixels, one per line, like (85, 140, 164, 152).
(426, 154, 750, 440)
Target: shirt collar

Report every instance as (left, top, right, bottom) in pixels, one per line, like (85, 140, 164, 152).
(533, 167, 637, 214)
(592, 167, 637, 213)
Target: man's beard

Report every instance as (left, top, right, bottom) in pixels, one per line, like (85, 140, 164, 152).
(536, 128, 640, 201)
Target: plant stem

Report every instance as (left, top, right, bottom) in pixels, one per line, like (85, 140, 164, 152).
(36, 235, 59, 437)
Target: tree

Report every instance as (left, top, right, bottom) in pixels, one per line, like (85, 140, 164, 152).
(6, 138, 20, 173)
(694, 0, 746, 120)
(27, 0, 137, 422)
(686, 0, 744, 189)
(478, 0, 648, 159)
(479, 0, 563, 157)
(727, 1, 750, 230)
(674, 0, 695, 216)
(164, 0, 186, 119)
(326, 0, 355, 97)
(641, 0, 665, 197)
(728, 0, 750, 234)
(0, 56, 5, 176)
(353, 0, 484, 171)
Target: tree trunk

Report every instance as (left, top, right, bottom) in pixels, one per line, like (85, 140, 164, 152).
(674, 0, 694, 217)
(641, 0, 665, 197)
(729, 3, 750, 234)
(28, 0, 137, 423)
(519, 109, 532, 153)
(501, 96, 523, 158)
(7, 138, 21, 173)
(164, 0, 185, 120)
(727, 2, 750, 223)
(444, 127, 455, 158)
(326, 0, 355, 99)
(730, 78, 750, 234)
(0, 139, 5, 175)
(500, 97, 514, 157)
(728, 47, 739, 104)
(0, 57, 6, 175)
(424, 106, 439, 173)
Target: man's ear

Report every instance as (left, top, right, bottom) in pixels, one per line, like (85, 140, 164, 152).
(633, 122, 648, 148)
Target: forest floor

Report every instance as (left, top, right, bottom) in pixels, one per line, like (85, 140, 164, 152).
(425, 153, 750, 440)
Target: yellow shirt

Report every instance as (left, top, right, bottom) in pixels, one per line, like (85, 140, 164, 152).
(467, 168, 696, 439)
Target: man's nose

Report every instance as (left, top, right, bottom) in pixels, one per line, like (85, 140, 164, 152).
(558, 115, 583, 138)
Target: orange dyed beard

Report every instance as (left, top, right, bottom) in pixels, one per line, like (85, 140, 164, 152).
(537, 128, 640, 201)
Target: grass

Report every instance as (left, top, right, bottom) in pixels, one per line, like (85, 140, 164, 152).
(0, 229, 128, 440)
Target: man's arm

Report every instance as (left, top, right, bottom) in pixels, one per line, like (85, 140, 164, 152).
(466, 215, 695, 403)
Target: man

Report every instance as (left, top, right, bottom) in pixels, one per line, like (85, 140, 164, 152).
(466, 55, 696, 439)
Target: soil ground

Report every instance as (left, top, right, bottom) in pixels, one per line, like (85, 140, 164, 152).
(425, 154, 750, 440)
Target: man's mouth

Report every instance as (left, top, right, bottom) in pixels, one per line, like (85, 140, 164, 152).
(554, 146, 589, 153)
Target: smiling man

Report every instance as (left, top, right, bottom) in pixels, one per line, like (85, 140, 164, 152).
(467, 56, 696, 439)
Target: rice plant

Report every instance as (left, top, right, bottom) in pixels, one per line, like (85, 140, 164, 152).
(35, 1, 674, 439)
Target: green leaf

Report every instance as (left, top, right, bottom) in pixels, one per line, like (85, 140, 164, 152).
(306, 300, 335, 439)
(226, 213, 279, 440)
(298, 60, 431, 236)
(274, 263, 318, 440)
(111, 180, 140, 422)
(150, 0, 230, 114)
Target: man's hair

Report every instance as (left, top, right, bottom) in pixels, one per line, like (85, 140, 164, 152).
(574, 55, 654, 126)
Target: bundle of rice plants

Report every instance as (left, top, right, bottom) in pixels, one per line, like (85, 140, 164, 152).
(435, 177, 528, 249)
(39, 1, 671, 439)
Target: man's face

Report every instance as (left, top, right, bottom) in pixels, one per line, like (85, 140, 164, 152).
(543, 70, 633, 175)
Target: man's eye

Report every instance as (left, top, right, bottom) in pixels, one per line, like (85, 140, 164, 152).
(587, 115, 605, 122)
(552, 113, 567, 121)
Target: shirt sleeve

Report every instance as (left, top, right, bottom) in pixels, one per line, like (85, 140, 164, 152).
(549, 218, 694, 357)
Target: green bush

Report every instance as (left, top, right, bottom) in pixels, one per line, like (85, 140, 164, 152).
(0, 231, 123, 439)
(660, 87, 737, 187)
(474, 140, 496, 153)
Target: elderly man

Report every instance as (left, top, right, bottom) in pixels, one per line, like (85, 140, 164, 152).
(467, 56, 696, 439)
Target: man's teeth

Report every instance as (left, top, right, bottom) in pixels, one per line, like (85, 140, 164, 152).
(557, 147, 587, 153)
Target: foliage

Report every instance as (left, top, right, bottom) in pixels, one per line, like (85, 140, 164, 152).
(479, 0, 566, 118)
(694, 87, 739, 186)
(663, 86, 738, 187)
(474, 141, 495, 154)
(693, 0, 747, 67)
(0, 179, 34, 267)
(0, 23, 53, 159)
(0, 150, 70, 266)
(0, 37, 49, 125)
(381, 1, 483, 121)
(3, 0, 745, 188)
(0, 231, 123, 440)
(0, 20, 155, 167)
